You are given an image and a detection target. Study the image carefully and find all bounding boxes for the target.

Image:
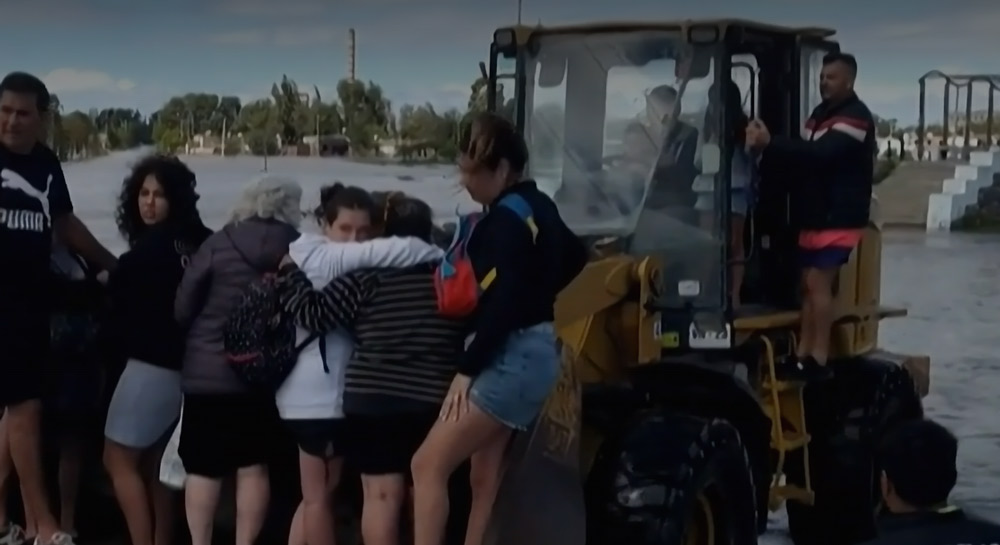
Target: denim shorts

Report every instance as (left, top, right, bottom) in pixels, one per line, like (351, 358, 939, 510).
(469, 323, 561, 431)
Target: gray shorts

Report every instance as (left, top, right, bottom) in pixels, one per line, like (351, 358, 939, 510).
(104, 359, 182, 449)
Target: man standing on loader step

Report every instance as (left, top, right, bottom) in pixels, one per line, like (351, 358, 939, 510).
(745, 52, 875, 382)
(859, 419, 1000, 545)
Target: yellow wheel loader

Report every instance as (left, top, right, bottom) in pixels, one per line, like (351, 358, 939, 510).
(480, 19, 931, 545)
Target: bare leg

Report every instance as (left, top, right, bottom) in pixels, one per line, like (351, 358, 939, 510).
(411, 406, 509, 545)
(57, 434, 83, 535)
(185, 475, 222, 545)
(360, 474, 406, 545)
(22, 481, 37, 538)
(235, 464, 270, 545)
(464, 429, 511, 545)
(143, 447, 174, 545)
(6, 400, 59, 540)
(299, 450, 340, 545)
(288, 502, 305, 545)
(805, 268, 838, 365)
(796, 269, 814, 358)
(0, 413, 11, 528)
(0, 410, 40, 539)
(104, 439, 153, 545)
(729, 214, 746, 309)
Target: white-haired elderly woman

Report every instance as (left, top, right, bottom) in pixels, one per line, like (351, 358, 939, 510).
(174, 174, 303, 545)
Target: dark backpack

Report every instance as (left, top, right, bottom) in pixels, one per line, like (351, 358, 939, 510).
(221, 228, 316, 391)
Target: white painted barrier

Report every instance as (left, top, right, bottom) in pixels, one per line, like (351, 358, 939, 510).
(926, 149, 1000, 231)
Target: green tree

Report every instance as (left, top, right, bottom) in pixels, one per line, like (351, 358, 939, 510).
(271, 75, 310, 145)
(395, 103, 464, 162)
(310, 86, 343, 138)
(237, 99, 279, 155)
(60, 111, 101, 158)
(468, 77, 487, 114)
(89, 108, 148, 150)
(338, 78, 392, 155)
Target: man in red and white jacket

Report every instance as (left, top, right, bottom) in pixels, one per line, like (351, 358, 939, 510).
(747, 52, 876, 382)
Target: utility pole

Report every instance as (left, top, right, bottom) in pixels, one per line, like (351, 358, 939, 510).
(221, 117, 227, 157)
(517, 0, 522, 24)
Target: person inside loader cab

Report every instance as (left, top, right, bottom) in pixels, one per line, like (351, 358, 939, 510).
(642, 85, 699, 221)
(695, 80, 754, 308)
(745, 52, 875, 382)
(859, 419, 1000, 545)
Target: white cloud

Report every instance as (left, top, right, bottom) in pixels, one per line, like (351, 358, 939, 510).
(211, 25, 338, 46)
(42, 68, 135, 94)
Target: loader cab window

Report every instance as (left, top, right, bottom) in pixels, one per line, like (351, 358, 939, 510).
(518, 30, 727, 310)
(495, 53, 518, 123)
(800, 47, 826, 124)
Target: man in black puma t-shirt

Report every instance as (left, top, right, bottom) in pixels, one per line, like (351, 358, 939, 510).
(0, 71, 115, 545)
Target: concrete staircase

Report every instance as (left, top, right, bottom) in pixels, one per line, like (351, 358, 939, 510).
(953, 172, 1000, 230)
(926, 150, 1000, 230)
(874, 160, 960, 227)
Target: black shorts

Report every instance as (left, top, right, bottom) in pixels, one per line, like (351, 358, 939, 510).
(0, 315, 49, 407)
(43, 367, 103, 432)
(179, 393, 280, 479)
(284, 418, 348, 459)
(347, 412, 437, 476)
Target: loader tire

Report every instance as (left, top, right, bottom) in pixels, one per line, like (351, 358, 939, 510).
(786, 358, 923, 545)
(588, 412, 758, 545)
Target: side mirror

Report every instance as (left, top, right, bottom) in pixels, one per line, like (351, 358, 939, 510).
(700, 143, 721, 175)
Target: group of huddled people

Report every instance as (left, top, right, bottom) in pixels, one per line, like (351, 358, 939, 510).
(0, 68, 587, 545)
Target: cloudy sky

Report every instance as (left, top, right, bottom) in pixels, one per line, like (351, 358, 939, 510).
(1, 0, 993, 124)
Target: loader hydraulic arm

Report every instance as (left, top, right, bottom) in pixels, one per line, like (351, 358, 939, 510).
(553, 254, 662, 383)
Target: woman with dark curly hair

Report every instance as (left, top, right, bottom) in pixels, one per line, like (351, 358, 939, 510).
(103, 154, 211, 545)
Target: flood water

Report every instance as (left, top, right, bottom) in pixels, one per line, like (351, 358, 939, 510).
(65, 150, 1000, 542)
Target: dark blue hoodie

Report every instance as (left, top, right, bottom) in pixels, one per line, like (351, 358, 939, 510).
(459, 180, 587, 376)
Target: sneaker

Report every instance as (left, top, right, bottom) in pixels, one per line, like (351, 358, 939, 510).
(775, 355, 833, 383)
(0, 524, 28, 545)
(32, 532, 75, 545)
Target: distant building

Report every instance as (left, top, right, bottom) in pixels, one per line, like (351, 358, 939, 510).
(187, 131, 223, 155)
(302, 134, 350, 156)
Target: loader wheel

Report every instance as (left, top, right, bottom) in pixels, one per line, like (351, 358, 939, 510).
(587, 412, 758, 545)
(786, 359, 923, 545)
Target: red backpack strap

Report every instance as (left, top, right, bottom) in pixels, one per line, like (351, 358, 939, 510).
(439, 212, 482, 276)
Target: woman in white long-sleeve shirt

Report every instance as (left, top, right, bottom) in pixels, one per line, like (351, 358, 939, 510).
(276, 184, 444, 545)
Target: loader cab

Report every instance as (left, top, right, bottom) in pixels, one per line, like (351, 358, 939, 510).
(486, 20, 857, 351)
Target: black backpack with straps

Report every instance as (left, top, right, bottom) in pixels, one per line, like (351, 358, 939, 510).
(221, 227, 317, 391)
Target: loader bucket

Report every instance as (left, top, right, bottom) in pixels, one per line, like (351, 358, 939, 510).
(483, 345, 586, 545)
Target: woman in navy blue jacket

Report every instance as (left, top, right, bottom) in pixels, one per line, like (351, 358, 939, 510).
(411, 113, 587, 545)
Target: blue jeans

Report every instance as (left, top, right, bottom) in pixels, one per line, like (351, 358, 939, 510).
(469, 323, 560, 430)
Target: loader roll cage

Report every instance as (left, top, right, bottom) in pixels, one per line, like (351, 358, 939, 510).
(486, 20, 842, 350)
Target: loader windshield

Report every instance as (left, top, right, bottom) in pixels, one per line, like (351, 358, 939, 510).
(520, 30, 726, 309)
